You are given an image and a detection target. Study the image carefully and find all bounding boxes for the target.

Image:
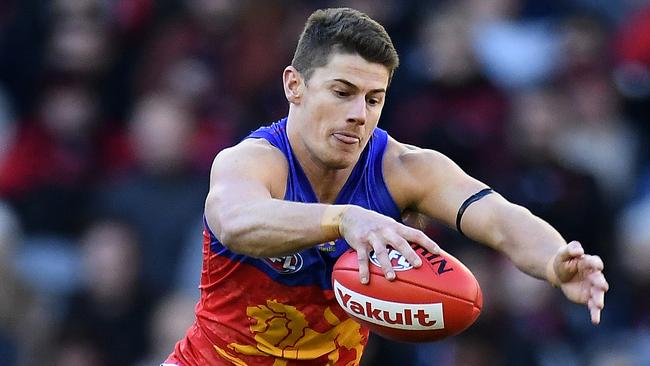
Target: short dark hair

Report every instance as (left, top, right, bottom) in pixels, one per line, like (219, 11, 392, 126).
(291, 8, 399, 82)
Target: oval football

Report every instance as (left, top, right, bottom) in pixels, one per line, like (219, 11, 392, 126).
(332, 245, 482, 342)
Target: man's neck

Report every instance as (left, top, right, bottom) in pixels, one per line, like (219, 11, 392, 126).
(286, 115, 355, 204)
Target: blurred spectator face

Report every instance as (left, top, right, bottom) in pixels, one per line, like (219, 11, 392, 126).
(48, 20, 109, 74)
(130, 94, 195, 173)
(497, 261, 553, 315)
(165, 58, 213, 104)
(330, 0, 400, 24)
(567, 75, 618, 124)
(619, 199, 650, 286)
(562, 16, 607, 69)
(419, 8, 476, 84)
(465, 0, 521, 22)
(39, 84, 96, 141)
(81, 221, 139, 303)
(54, 341, 105, 366)
(0, 202, 20, 270)
(509, 89, 565, 155)
(0, 87, 15, 163)
(53, 0, 102, 19)
(187, 0, 239, 33)
(149, 292, 197, 361)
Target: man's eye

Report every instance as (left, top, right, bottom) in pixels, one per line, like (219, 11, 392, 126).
(368, 98, 380, 106)
(334, 90, 349, 97)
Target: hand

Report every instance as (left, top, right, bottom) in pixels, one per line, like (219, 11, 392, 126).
(339, 205, 439, 284)
(549, 241, 609, 325)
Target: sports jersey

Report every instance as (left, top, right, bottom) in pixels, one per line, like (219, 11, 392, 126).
(164, 118, 401, 365)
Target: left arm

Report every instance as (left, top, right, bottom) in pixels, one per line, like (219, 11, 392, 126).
(386, 139, 609, 324)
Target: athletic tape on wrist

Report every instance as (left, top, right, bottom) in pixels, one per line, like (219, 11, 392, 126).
(321, 205, 348, 238)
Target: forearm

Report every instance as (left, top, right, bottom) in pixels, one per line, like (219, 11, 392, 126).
(208, 199, 348, 257)
(462, 197, 566, 282)
(487, 204, 566, 281)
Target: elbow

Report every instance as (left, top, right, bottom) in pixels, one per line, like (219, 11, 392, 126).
(215, 209, 269, 258)
(221, 232, 270, 258)
(217, 226, 243, 253)
(209, 203, 252, 256)
(219, 223, 290, 259)
(216, 218, 252, 256)
(218, 225, 260, 257)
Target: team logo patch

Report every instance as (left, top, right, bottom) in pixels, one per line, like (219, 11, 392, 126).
(264, 254, 304, 274)
(317, 240, 337, 252)
(369, 248, 413, 271)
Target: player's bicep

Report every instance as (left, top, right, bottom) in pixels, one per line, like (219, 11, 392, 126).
(406, 149, 517, 248)
(400, 148, 490, 230)
(204, 140, 285, 236)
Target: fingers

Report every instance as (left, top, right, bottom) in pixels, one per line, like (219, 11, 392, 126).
(555, 241, 587, 283)
(591, 267, 609, 291)
(557, 241, 585, 262)
(582, 256, 608, 325)
(356, 226, 436, 283)
(368, 233, 396, 281)
(356, 246, 370, 285)
(589, 278, 608, 325)
(343, 210, 438, 284)
(399, 226, 440, 255)
(384, 231, 421, 268)
(580, 254, 604, 273)
(589, 273, 607, 323)
(589, 301, 601, 325)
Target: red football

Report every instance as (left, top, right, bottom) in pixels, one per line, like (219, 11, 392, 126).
(332, 244, 482, 342)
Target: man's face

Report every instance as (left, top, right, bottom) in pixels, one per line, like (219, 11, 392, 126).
(290, 52, 390, 170)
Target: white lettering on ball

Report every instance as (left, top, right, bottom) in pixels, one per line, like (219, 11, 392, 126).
(333, 280, 445, 330)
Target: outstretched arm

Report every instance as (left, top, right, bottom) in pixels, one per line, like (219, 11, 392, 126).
(388, 140, 609, 324)
(205, 139, 439, 281)
(459, 192, 608, 325)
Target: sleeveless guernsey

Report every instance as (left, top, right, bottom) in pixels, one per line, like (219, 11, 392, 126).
(165, 118, 401, 365)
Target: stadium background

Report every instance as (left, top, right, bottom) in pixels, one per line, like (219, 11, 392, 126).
(0, 0, 649, 365)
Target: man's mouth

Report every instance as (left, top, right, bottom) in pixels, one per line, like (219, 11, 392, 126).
(333, 132, 361, 145)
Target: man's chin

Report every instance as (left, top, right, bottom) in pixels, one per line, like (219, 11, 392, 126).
(323, 154, 358, 170)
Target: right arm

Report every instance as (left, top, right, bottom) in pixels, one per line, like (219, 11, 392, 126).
(205, 139, 338, 257)
(204, 139, 438, 282)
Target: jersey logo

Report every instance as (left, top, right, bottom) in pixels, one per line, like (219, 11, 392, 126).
(317, 240, 337, 252)
(264, 254, 304, 274)
(218, 300, 364, 363)
(369, 248, 413, 271)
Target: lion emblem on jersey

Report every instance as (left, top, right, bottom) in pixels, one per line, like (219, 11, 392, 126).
(215, 300, 364, 365)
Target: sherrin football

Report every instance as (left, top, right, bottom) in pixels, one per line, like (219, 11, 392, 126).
(332, 244, 482, 342)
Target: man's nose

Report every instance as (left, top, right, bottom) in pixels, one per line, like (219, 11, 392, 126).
(346, 96, 367, 124)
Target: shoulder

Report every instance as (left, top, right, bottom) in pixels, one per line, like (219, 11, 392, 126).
(383, 135, 463, 208)
(383, 136, 458, 181)
(211, 138, 288, 198)
(215, 138, 287, 166)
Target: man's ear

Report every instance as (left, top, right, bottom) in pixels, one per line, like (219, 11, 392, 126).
(283, 66, 304, 104)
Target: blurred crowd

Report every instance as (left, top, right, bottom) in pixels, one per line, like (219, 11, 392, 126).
(0, 0, 649, 365)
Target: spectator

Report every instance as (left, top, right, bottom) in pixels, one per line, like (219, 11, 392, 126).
(0, 202, 51, 366)
(0, 81, 102, 236)
(94, 93, 207, 295)
(137, 291, 197, 366)
(57, 219, 154, 366)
